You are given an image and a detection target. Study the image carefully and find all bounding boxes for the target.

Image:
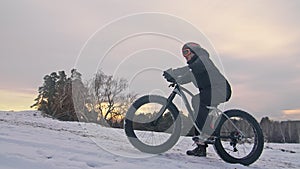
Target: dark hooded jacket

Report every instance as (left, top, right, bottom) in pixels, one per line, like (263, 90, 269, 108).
(187, 48, 229, 90)
(171, 44, 231, 103)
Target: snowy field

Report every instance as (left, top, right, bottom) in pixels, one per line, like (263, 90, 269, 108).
(0, 111, 299, 169)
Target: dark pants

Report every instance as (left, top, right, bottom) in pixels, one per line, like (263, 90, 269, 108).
(192, 84, 231, 135)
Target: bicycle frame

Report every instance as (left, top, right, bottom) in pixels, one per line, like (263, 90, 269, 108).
(157, 82, 243, 137)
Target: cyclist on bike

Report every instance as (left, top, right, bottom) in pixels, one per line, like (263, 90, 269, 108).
(163, 42, 232, 157)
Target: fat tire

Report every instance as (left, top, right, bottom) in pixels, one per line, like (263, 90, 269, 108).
(214, 109, 264, 166)
(124, 95, 181, 154)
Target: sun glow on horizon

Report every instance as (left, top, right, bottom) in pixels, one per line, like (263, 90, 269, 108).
(0, 89, 36, 111)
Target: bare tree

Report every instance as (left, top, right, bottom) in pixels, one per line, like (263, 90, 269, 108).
(88, 70, 137, 126)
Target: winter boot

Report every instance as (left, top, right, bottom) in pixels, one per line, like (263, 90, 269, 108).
(186, 144, 207, 157)
(186, 137, 207, 157)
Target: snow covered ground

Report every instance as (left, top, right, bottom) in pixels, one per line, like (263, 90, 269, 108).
(0, 111, 299, 169)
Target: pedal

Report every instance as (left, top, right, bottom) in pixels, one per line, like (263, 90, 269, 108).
(204, 139, 215, 144)
(192, 136, 200, 142)
(193, 136, 215, 145)
(204, 136, 215, 144)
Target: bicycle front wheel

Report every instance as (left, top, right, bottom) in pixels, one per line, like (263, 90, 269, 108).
(124, 95, 181, 154)
(214, 109, 264, 166)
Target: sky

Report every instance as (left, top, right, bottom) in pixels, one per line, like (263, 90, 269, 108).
(0, 0, 299, 121)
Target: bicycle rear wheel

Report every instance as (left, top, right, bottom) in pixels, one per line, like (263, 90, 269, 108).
(214, 109, 264, 166)
(124, 95, 181, 154)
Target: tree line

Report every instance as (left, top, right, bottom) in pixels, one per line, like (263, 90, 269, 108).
(31, 69, 136, 127)
(260, 117, 300, 143)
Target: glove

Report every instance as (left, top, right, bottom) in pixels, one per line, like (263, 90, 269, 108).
(163, 69, 176, 83)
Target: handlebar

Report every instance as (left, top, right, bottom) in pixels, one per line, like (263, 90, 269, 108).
(168, 83, 176, 87)
(167, 80, 195, 98)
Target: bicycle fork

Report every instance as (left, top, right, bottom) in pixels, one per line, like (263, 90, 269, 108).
(151, 90, 177, 126)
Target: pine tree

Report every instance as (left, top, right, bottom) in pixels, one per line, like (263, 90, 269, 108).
(31, 69, 87, 121)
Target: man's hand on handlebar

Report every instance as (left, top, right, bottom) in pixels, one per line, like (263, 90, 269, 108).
(163, 68, 176, 83)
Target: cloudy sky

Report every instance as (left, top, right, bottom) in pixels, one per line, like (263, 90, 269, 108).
(0, 0, 299, 121)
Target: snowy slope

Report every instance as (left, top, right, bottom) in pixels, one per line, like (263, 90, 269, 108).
(0, 111, 299, 169)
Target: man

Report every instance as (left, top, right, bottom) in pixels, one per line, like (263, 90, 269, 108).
(163, 42, 232, 157)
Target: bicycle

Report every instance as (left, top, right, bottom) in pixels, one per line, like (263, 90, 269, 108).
(124, 78, 264, 166)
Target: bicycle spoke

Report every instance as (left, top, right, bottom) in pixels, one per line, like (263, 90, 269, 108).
(218, 115, 258, 159)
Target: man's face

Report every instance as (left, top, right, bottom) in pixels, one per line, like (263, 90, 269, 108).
(183, 48, 194, 61)
(184, 53, 194, 61)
